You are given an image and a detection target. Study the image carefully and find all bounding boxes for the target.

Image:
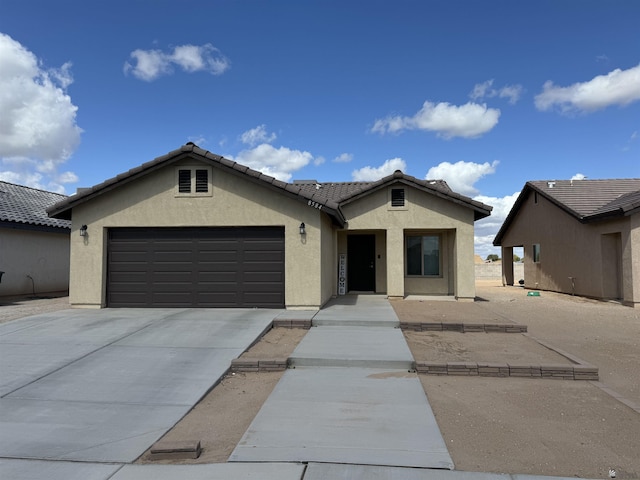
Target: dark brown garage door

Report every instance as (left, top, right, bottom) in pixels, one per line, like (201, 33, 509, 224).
(107, 227, 285, 308)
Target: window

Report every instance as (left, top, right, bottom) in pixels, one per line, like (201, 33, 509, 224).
(178, 170, 191, 193)
(533, 244, 541, 263)
(391, 188, 405, 207)
(406, 235, 440, 276)
(176, 167, 211, 196)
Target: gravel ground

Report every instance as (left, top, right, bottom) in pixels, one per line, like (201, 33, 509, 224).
(395, 281, 640, 479)
(0, 293, 70, 324)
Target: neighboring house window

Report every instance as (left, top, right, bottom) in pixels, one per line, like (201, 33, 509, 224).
(176, 167, 212, 196)
(406, 235, 440, 276)
(391, 188, 405, 207)
(533, 244, 541, 263)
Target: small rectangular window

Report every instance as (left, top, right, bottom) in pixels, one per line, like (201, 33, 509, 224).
(195, 169, 208, 192)
(178, 169, 191, 193)
(406, 235, 440, 276)
(391, 188, 405, 207)
(533, 244, 541, 263)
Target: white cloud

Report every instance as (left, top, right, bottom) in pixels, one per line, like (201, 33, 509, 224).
(124, 43, 230, 81)
(372, 101, 500, 139)
(470, 80, 523, 105)
(313, 156, 326, 166)
(498, 85, 524, 105)
(571, 173, 586, 181)
(426, 160, 499, 196)
(231, 143, 313, 182)
(333, 153, 353, 163)
(0, 33, 81, 193)
(473, 191, 520, 258)
(240, 125, 276, 146)
(534, 64, 640, 113)
(352, 158, 406, 182)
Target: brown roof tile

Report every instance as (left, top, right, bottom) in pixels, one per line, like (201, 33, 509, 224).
(494, 178, 640, 245)
(47, 144, 492, 224)
(0, 181, 70, 230)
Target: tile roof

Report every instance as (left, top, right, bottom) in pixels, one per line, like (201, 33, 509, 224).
(528, 179, 640, 218)
(0, 181, 71, 230)
(47, 144, 492, 223)
(494, 178, 640, 245)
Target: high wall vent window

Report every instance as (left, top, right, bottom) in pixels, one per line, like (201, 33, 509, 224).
(176, 167, 212, 196)
(391, 188, 405, 207)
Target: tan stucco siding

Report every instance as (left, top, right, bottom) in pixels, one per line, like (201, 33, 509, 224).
(624, 213, 639, 307)
(500, 191, 636, 303)
(341, 186, 476, 299)
(68, 160, 325, 308)
(0, 228, 69, 296)
(319, 213, 337, 306)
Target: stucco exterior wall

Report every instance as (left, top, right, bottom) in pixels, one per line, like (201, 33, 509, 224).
(68, 159, 326, 308)
(0, 228, 69, 296)
(499, 191, 637, 304)
(341, 185, 476, 299)
(624, 212, 639, 307)
(319, 213, 337, 307)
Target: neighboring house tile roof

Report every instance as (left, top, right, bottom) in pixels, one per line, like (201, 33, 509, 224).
(494, 179, 640, 245)
(0, 181, 71, 230)
(47, 143, 492, 223)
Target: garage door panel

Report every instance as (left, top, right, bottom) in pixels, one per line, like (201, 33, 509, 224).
(108, 227, 284, 308)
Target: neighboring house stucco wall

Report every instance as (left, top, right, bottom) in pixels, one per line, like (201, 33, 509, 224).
(499, 190, 637, 305)
(68, 159, 326, 308)
(0, 228, 70, 296)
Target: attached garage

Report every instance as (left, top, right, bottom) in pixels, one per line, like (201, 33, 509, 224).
(107, 227, 285, 308)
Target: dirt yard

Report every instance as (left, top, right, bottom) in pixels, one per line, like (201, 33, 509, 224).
(3, 283, 639, 478)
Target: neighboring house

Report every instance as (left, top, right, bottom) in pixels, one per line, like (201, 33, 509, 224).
(47, 143, 491, 309)
(0, 182, 71, 296)
(494, 179, 640, 308)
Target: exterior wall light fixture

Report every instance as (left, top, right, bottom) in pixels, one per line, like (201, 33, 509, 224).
(299, 222, 306, 235)
(79, 225, 88, 237)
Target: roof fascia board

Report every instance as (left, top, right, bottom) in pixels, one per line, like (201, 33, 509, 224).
(0, 220, 70, 234)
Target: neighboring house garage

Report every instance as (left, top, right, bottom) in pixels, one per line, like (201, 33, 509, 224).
(47, 143, 492, 309)
(107, 227, 284, 308)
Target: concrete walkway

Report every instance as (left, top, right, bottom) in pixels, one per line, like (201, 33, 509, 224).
(0, 298, 602, 480)
(230, 295, 454, 469)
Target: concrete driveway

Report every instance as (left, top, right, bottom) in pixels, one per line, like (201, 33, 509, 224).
(0, 308, 280, 463)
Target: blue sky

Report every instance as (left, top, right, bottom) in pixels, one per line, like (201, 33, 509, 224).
(1, 0, 639, 256)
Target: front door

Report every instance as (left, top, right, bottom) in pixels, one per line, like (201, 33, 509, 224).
(347, 235, 376, 291)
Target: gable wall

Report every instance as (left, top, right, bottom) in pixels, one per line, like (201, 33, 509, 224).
(68, 158, 326, 308)
(341, 185, 476, 299)
(500, 191, 633, 301)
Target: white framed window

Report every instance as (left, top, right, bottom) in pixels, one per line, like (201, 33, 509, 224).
(175, 167, 212, 196)
(406, 235, 441, 276)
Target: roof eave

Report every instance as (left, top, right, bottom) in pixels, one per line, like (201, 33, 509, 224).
(338, 175, 492, 220)
(47, 144, 347, 227)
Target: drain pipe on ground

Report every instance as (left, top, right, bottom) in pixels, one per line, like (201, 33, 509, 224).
(26, 274, 36, 296)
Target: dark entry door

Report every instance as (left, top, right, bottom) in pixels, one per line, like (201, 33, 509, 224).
(347, 234, 376, 291)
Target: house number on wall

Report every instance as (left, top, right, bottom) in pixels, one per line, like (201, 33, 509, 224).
(338, 254, 346, 295)
(307, 200, 323, 210)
